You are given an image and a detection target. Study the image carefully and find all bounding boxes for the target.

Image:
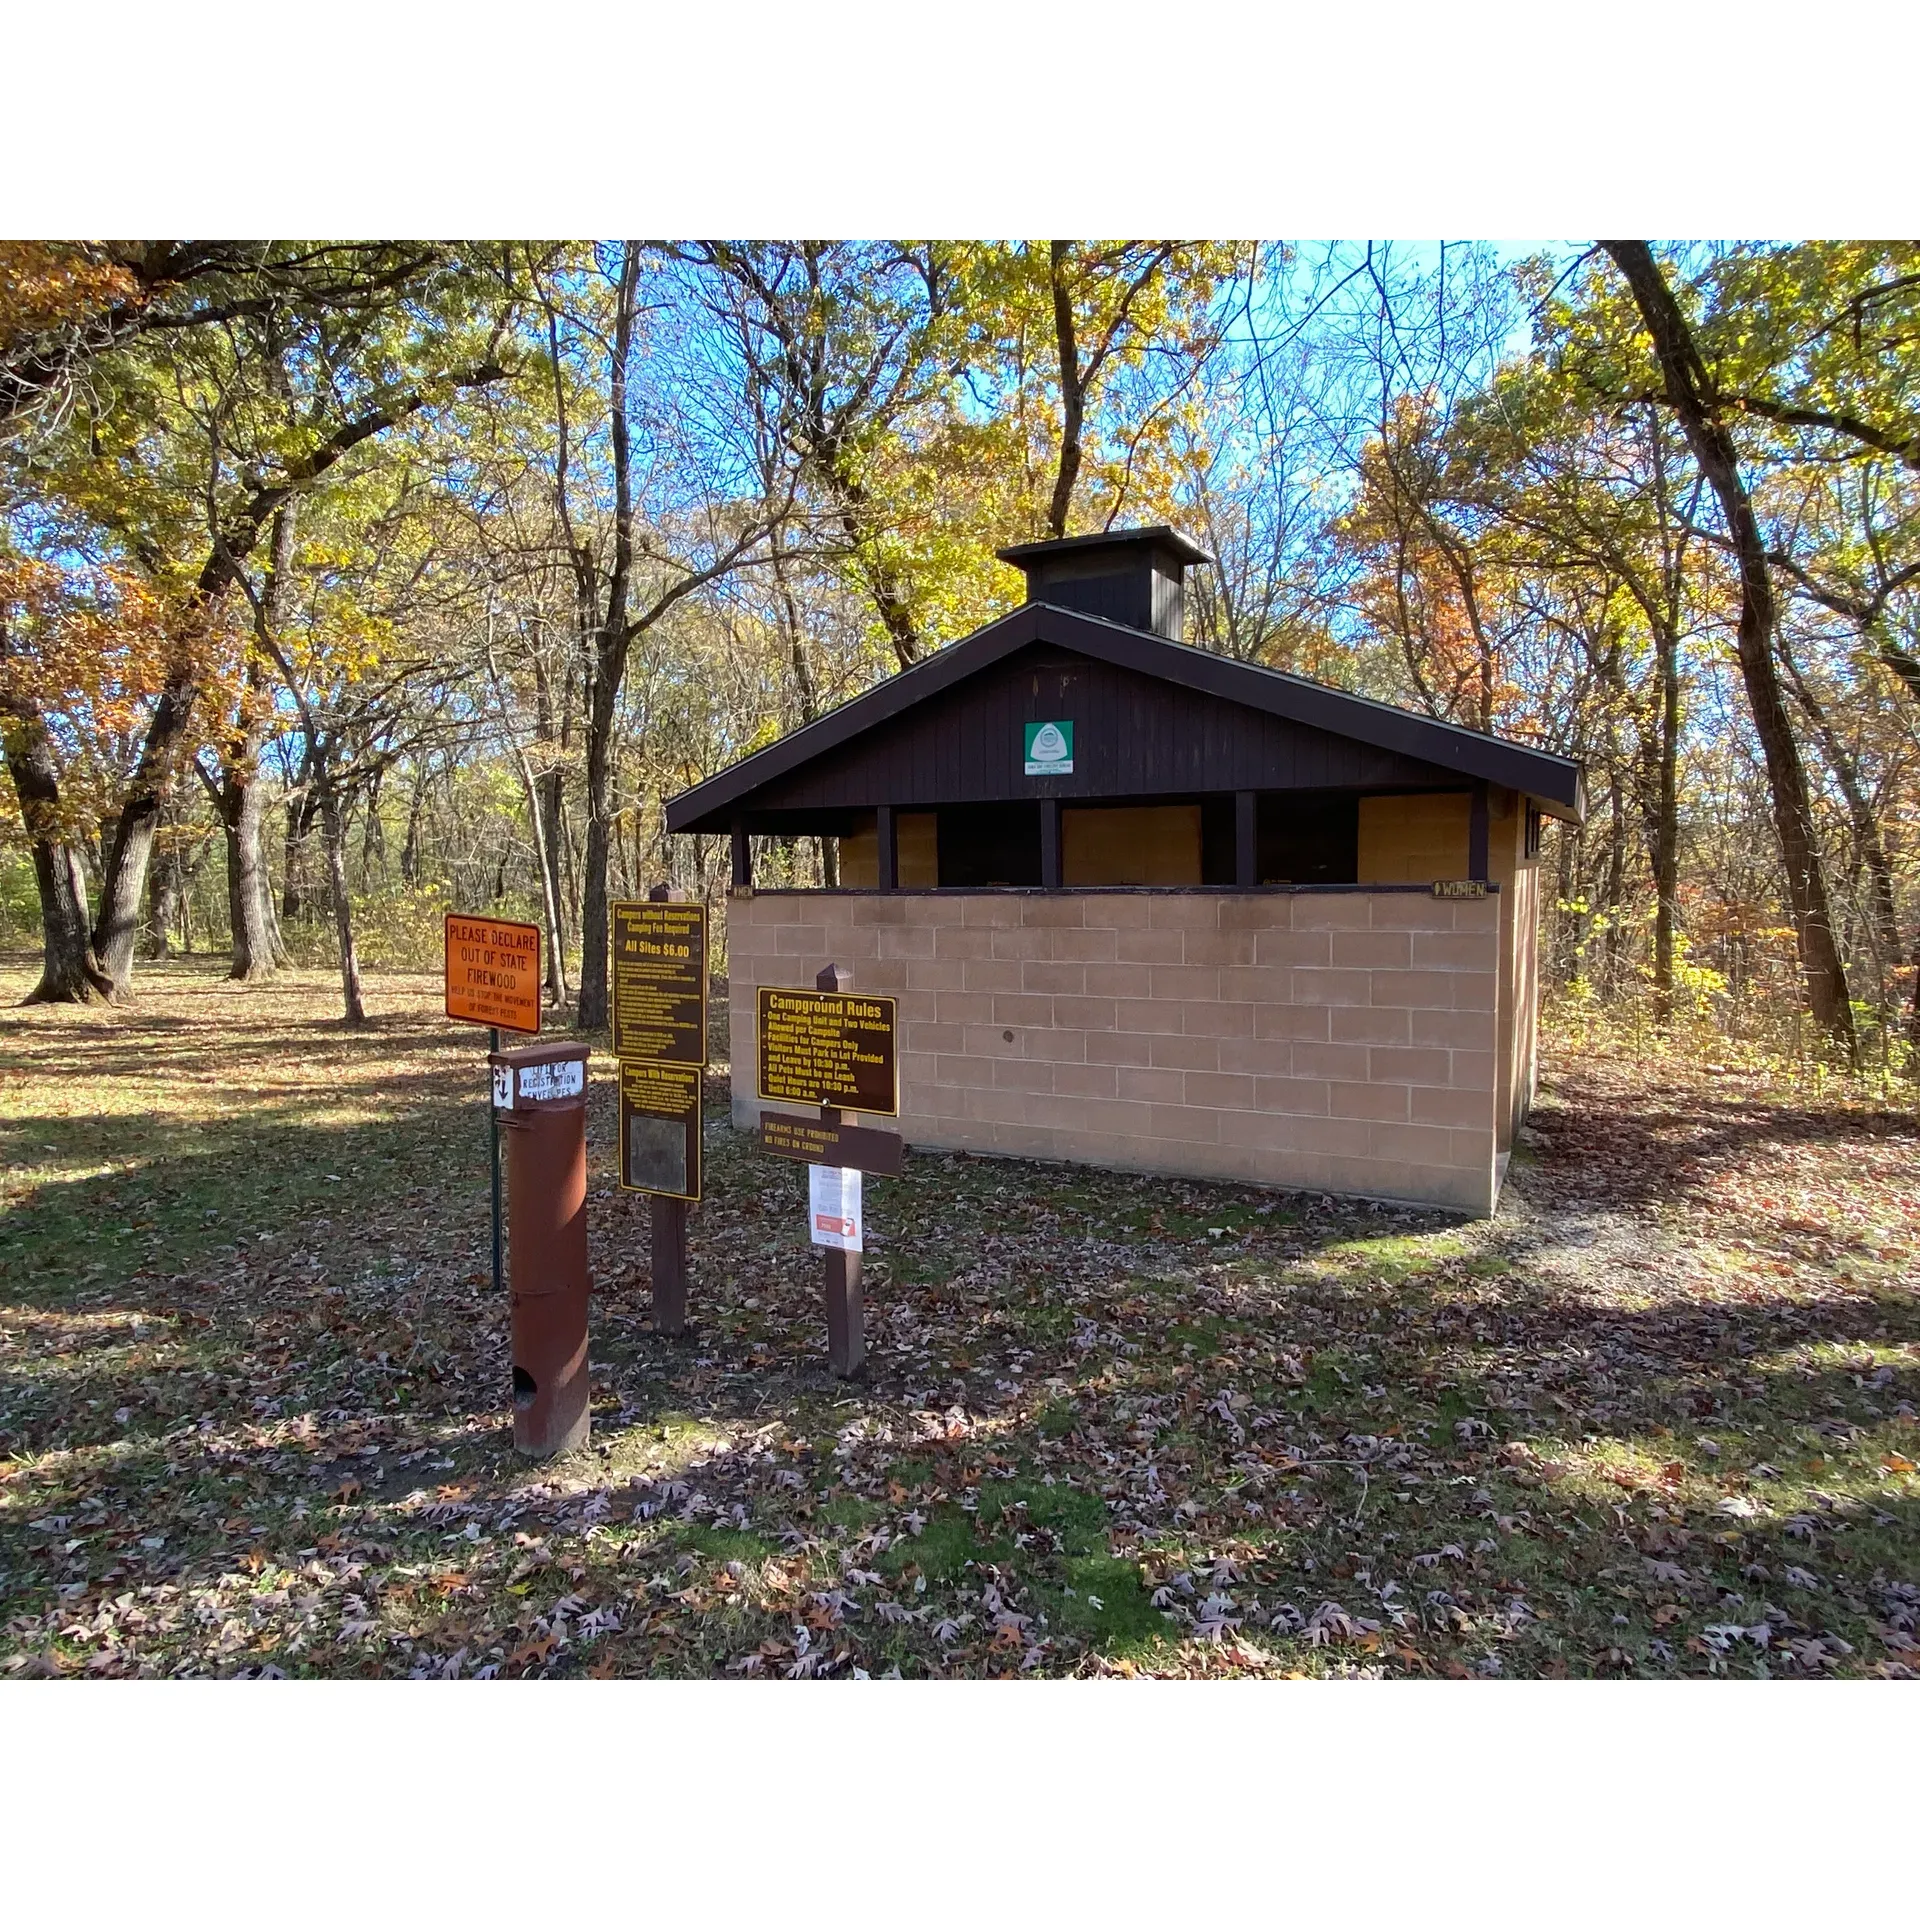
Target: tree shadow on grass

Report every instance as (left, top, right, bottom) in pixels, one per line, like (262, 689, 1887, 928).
(1521, 1067, 1920, 1219)
(6, 1016, 1917, 1676)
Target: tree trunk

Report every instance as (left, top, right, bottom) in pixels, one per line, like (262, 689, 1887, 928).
(1602, 771, 1627, 1000)
(261, 850, 292, 967)
(283, 785, 320, 923)
(359, 766, 385, 882)
(1616, 408, 1693, 1026)
(217, 504, 296, 982)
(90, 676, 198, 991)
(1555, 806, 1580, 988)
(574, 243, 641, 1034)
(577, 672, 618, 1029)
(1047, 240, 1085, 540)
(502, 707, 570, 1009)
(1, 625, 117, 1003)
(220, 768, 277, 980)
(773, 538, 834, 887)
(528, 654, 569, 1001)
(1906, 931, 1920, 1081)
(4, 717, 115, 1005)
(317, 772, 366, 1024)
(1649, 609, 1681, 1022)
(537, 763, 567, 996)
(775, 536, 818, 727)
(818, 458, 923, 667)
(141, 836, 184, 959)
(400, 763, 429, 887)
(1780, 640, 1901, 1014)
(26, 836, 110, 1002)
(1603, 242, 1859, 1063)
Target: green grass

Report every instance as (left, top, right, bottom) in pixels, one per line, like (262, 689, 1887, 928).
(4, 960, 1917, 1679)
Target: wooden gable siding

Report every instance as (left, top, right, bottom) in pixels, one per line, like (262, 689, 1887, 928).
(746, 644, 1447, 818)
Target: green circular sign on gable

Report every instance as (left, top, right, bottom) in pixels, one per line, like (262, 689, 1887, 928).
(1023, 720, 1074, 775)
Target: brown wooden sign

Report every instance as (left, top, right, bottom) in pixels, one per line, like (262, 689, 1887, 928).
(619, 1059, 702, 1202)
(612, 899, 708, 1064)
(445, 914, 542, 1034)
(758, 1112, 904, 1176)
(1432, 879, 1490, 900)
(756, 986, 898, 1116)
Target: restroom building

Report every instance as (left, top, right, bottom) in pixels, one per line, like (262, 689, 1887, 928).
(666, 526, 1584, 1214)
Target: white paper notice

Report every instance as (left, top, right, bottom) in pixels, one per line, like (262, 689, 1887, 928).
(808, 1164, 863, 1251)
(516, 1058, 584, 1102)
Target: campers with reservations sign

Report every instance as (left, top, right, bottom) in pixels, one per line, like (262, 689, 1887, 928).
(619, 1057, 703, 1202)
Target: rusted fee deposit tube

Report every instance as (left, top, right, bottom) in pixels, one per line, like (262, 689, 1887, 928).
(488, 1039, 593, 1457)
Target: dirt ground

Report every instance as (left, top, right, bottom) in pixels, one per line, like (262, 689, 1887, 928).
(2, 958, 1916, 1678)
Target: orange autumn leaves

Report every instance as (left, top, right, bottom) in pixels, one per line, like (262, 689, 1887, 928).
(1337, 392, 1536, 734)
(0, 243, 141, 357)
(0, 557, 240, 839)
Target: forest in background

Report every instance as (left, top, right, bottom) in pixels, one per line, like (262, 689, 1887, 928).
(1, 240, 1915, 1075)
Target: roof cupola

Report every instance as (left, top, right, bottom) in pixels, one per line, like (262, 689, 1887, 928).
(996, 524, 1212, 642)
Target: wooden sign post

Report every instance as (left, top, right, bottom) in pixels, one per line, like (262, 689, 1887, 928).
(813, 964, 864, 1377)
(756, 962, 901, 1378)
(444, 914, 542, 1292)
(612, 886, 708, 1338)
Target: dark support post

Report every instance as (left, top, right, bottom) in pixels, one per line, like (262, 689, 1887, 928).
(646, 880, 692, 1336)
(1039, 796, 1061, 890)
(876, 804, 897, 892)
(1469, 783, 1490, 884)
(820, 1100, 865, 1378)
(488, 1024, 503, 1292)
(731, 820, 752, 889)
(1234, 789, 1257, 888)
(650, 1194, 688, 1336)
(815, 961, 864, 1378)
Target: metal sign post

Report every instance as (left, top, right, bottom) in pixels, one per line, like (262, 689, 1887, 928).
(442, 913, 541, 1296)
(489, 1023, 503, 1292)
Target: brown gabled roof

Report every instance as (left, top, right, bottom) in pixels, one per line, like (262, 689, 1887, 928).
(665, 601, 1586, 834)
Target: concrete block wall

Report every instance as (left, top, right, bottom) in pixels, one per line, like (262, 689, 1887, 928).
(1487, 791, 1541, 1149)
(727, 888, 1505, 1213)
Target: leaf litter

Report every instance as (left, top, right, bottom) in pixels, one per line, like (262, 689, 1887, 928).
(1, 961, 1916, 1679)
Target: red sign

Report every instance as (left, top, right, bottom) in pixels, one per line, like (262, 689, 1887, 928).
(445, 914, 542, 1035)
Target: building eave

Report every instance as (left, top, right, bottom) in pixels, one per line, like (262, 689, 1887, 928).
(664, 603, 1587, 834)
